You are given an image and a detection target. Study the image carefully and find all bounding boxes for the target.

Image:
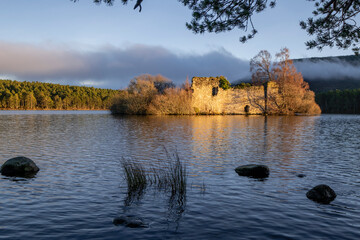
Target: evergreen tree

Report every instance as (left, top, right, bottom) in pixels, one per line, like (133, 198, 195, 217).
(0, 79, 120, 110)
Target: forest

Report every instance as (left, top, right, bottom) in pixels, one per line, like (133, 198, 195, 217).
(1, 77, 359, 114)
(0, 80, 120, 110)
(315, 89, 360, 114)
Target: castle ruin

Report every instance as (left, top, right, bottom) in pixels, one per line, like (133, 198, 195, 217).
(191, 77, 278, 115)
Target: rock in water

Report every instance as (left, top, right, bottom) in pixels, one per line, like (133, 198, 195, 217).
(306, 184, 336, 204)
(113, 216, 128, 225)
(126, 219, 146, 228)
(113, 215, 148, 228)
(235, 164, 269, 178)
(1, 156, 39, 177)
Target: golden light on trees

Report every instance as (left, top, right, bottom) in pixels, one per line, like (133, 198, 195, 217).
(250, 48, 321, 115)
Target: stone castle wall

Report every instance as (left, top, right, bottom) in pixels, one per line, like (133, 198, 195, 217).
(191, 77, 278, 115)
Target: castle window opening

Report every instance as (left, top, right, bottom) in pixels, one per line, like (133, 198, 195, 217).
(212, 87, 218, 96)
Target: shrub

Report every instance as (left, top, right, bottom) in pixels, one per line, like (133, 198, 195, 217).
(111, 75, 166, 114)
(111, 75, 193, 115)
(147, 88, 193, 115)
(110, 88, 155, 115)
(130, 74, 175, 94)
(233, 82, 252, 89)
(193, 107, 200, 114)
(219, 76, 231, 90)
(296, 90, 322, 115)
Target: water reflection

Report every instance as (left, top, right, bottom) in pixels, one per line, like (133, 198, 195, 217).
(124, 188, 147, 207)
(1, 112, 360, 239)
(188, 115, 318, 173)
(166, 193, 186, 232)
(1, 176, 33, 182)
(110, 115, 320, 182)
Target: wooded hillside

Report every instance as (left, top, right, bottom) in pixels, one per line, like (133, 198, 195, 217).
(316, 89, 360, 114)
(0, 80, 120, 110)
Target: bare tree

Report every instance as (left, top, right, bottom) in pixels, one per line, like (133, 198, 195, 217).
(271, 48, 311, 114)
(250, 50, 274, 85)
(249, 50, 275, 114)
(248, 48, 321, 115)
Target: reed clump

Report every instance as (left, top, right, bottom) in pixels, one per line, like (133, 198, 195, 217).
(121, 158, 147, 194)
(121, 151, 187, 199)
(168, 152, 187, 196)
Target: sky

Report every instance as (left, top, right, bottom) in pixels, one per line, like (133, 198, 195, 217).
(0, 0, 356, 89)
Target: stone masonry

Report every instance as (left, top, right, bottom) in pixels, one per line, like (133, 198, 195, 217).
(191, 77, 278, 115)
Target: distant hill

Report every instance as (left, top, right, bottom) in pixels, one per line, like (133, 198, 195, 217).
(293, 55, 360, 64)
(233, 55, 360, 93)
(293, 55, 360, 93)
(305, 78, 360, 93)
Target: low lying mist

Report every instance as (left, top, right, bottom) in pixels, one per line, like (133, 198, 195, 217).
(293, 56, 360, 81)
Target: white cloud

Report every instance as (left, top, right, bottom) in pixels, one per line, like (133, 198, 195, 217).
(0, 41, 250, 89)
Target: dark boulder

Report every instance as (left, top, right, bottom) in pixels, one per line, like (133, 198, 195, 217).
(235, 164, 269, 178)
(113, 215, 128, 225)
(306, 184, 336, 204)
(1, 156, 39, 177)
(126, 219, 146, 228)
(113, 215, 148, 228)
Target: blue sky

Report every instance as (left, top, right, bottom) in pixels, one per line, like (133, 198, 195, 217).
(0, 0, 355, 89)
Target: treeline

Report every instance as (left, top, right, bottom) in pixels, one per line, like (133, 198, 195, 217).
(0, 80, 120, 110)
(316, 89, 360, 114)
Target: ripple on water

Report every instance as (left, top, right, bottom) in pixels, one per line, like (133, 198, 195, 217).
(0, 113, 359, 239)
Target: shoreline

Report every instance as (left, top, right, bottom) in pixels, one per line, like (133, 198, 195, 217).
(0, 109, 109, 111)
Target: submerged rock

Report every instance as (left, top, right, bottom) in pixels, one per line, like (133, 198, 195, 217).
(113, 215, 148, 228)
(306, 184, 336, 204)
(235, 164, 269, 178)
(1, 156, 39, 177)
(113, 215, 128, 225)
(126, 219, 146, 228)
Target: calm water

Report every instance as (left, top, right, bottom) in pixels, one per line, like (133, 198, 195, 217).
(0, 111, 359, 239)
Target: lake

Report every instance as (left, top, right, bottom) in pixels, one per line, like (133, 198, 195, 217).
(0, 111, 359, 239)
